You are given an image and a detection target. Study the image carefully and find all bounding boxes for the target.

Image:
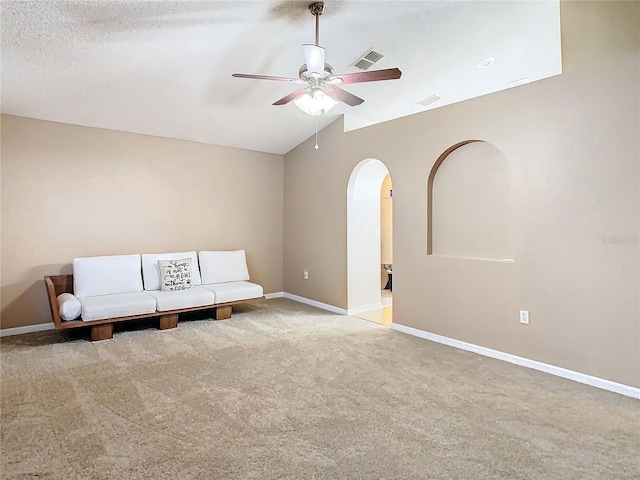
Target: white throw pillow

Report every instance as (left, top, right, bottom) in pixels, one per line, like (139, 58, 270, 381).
(158, 258, 193, 291)
(57, 293, 82, 321)
(141, 251, 202, 291)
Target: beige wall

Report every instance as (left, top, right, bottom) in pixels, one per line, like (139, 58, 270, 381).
(1, 115, 284, 329)
(284, 1, 639, 387)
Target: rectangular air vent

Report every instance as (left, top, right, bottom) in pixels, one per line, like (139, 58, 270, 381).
(418, 94, 441, 107)
(363, 50, 384, 63)
(508, 77, 530, 87)
(353, 49, 384, 70)
(354, 58, 374, 70)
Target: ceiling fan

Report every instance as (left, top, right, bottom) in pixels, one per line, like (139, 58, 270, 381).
(232, 1, 402, 116)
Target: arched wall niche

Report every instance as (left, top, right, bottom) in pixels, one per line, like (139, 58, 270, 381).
(427, 140, 514, 261)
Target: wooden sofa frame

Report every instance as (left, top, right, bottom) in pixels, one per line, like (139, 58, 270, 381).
(45, 274, 260, 341)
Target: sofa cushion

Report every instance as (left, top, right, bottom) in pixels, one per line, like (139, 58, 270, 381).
(57, 293, 81, 321)
(141, 251, 202, 290)
(78, 292, 157, 321)
(199, 250, 250, 284)
(144, 287, 215, 312)
(201, 281, 263, 304)
(158, 258, 193, 291)
(73, 254, 143, 298)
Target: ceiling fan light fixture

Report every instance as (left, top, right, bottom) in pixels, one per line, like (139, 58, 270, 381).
(294, 88, 338, 116)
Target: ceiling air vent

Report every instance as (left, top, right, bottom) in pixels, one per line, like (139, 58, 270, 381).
(508, 77, 529, 87)
(353, 49, 384, 71)
(418, 94, 441, 107)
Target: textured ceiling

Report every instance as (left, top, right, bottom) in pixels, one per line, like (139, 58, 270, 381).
(1, 1, 561, 154)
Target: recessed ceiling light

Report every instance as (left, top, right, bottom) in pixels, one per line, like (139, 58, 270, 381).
(477, 56, 494, 69)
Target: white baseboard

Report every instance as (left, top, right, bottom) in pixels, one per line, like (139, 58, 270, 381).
(0, 322, 55, 337)
(391, 323, 640, 400)
(264, 292, 284, 299)
(348, 302, 384, 316)
(283, 293, 348, 315)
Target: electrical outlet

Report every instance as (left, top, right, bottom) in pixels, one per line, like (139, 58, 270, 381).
(303, 270, 309, 280)
(520, 310, 529, 324)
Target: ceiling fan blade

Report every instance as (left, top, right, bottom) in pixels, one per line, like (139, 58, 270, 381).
(328, 86, 364, 106)
(333, 67, 402, 85)
(303, 44, 325, 75)
(273, 88, 308, 106)
(232, 73, 301, 83)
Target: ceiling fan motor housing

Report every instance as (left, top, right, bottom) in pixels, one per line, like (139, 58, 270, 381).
(309, 2, 325, 17)
(298, 64, 334, 82)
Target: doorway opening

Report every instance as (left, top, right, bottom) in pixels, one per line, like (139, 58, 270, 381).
(346, 158, 392, 326)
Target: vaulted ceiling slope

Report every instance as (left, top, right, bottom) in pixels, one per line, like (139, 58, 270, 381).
(1, 1, 561, 155)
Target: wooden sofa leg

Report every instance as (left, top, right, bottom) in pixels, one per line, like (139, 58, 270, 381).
(159, 313, 178, 330)
(91, 324, 113, 341)
(215, 306, 232, 320)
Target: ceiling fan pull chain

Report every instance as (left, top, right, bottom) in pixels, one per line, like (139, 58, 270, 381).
(315, 117, 319, 150)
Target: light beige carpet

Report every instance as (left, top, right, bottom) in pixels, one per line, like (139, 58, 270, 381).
(1, 298, 638, 479)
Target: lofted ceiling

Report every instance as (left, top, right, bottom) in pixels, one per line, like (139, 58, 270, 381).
(1, 0, 561, 155)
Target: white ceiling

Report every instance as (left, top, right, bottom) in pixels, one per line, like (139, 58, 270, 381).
(1, 0, 561, 155)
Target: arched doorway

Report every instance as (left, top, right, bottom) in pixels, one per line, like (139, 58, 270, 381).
(347, 158, 392, 324)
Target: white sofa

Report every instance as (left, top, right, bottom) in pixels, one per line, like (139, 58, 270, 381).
(45, 250, 264, 341)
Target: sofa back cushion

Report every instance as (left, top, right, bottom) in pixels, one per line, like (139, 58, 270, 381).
(73, 254, 143, 298)
(141, 251, 202, 291)
(199, 250, 250, 284)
